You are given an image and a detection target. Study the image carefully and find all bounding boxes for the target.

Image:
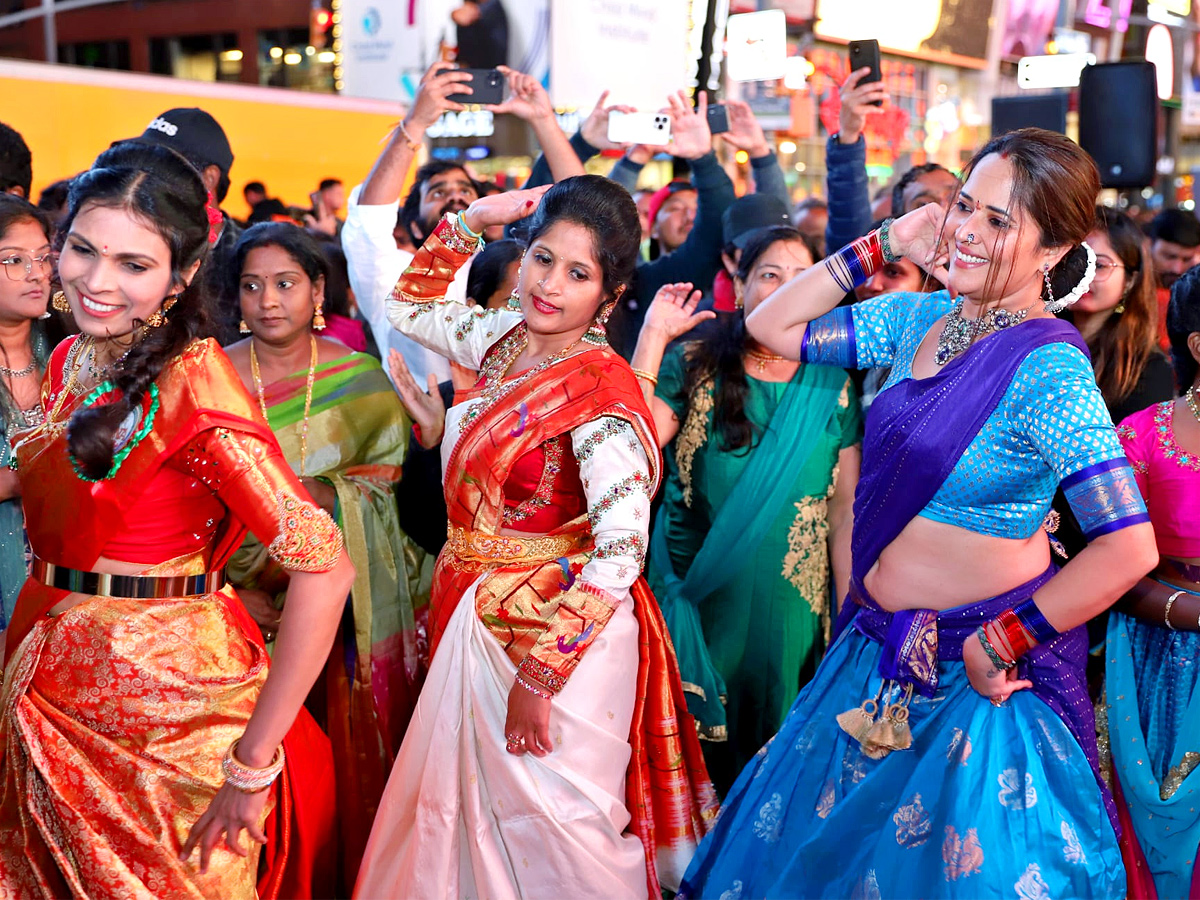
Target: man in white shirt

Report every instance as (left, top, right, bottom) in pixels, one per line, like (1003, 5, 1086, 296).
(341, 63, 481, 385)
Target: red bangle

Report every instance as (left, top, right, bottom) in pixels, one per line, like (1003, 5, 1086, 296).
(995, 609, 1036, 660)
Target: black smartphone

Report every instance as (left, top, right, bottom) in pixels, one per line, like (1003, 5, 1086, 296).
(446, 68, 505, 106)
(848, 39, 883, 106)
(706, 102, 729, 135)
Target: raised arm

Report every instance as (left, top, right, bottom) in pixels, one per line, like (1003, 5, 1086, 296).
(488, 66, 584, 183)
(745, 202, 947, 359)
(722, 100, 790, 209)
(825, 69, 889, 251)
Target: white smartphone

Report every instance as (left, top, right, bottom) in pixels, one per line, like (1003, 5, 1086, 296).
(608, 111, 672, 145)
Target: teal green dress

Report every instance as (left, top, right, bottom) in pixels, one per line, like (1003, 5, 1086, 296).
(649, 343, 861, 787)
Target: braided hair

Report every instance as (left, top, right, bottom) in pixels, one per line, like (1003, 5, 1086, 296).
(63, 140, 215, 479)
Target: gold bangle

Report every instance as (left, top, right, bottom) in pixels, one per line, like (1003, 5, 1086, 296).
(397, 119, 421, 152)
(631, 367, 658, 386)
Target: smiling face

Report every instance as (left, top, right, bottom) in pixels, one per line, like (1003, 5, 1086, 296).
(239, 243, 324, 346)
(517, 220, 608, 338)
(0, 218, 52, 324)
(57, 202, 189, 339)
(737, 238, 813, 316)
(942, 153, 1066, 305)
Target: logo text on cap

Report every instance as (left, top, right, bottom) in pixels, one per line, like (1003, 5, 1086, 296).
(147, 117, 178, 137)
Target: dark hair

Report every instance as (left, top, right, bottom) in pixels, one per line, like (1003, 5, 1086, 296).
(64, 141, 214, 479)
(1167, 265, 1200, 390)
(1148, 208, 1200, 249)
(955, 128, 1100, 307)
(0, 123, 32, 198)
(1067, 206, 1161, 406)
(466, 238, 523, 307)
(0, 193, 53, 248)
(230, 221, 329, 303)
(401, 160, 478, 245)
(685, 225, 811, 452)
(311, 232, 352, 318)
(318, 178, 342, 192)
(525, 175, 640, 304)
(243, 180, 266, 196)
(891, 162, 952, 215)
(35, 179, 71, 217)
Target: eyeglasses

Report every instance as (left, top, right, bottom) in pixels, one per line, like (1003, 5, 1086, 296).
(1091, 260, 1129, 284)
(0, 252, 54, 281)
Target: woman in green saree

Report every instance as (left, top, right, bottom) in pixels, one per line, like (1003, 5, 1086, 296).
(224, 223, 428, 890)
(630, 225, 862, 792)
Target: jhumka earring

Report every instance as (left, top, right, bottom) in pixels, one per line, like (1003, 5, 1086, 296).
(508, 260, 525, 310)
(239, 319, 251, 334)
(312, 300, 326, 331)
(145, 294, 179, 329)
(52, 290, 70, 313)
(583, 290, 622, 346)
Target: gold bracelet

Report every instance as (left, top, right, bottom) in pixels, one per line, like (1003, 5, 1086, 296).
(397, 119, 421, 152)
(631, 367, 658, 386)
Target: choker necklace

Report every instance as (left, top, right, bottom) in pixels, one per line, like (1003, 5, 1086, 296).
(251, 334, 317, 476)
(745, 348, 788, 373)
(1186, 383, 1200, 425)
(0, 358, 36, 378)
(934, 298, 1036, 366)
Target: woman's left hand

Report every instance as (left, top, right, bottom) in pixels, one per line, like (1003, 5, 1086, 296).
(963, 633, 1033, 705)
(461, 184, 551, 235)
(180, 782, 270, 874)
(504, 679, 553, 757)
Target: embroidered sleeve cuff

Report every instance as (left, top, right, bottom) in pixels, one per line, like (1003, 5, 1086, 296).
(1061, 458, 1150, 540)
(266, 491, 344, 572)
(518, 581, 621, 693)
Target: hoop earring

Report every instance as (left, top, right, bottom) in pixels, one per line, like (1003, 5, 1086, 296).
(52, 290, 69, 313)
(312, 299, 326, 331)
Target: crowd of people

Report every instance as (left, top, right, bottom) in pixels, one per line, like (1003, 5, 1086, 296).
(0, 52, 1195, 900)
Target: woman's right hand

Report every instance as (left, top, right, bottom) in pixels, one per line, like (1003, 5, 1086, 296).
(389, 350, 446, 449)
(887, 202, 952, 283)
(639, 282, 713, 345)
(963, 631, 1033, 705)
(460, 184, 551, 235)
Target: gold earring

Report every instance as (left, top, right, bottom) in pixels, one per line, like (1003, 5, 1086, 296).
(312, 300, 326, 331)
(52, 290, 69, 313)
(239, 319, 251, 334)
(145, 294, 179, 329)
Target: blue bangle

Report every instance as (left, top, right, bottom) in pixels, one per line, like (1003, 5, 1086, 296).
(455, 210, 483, 241)
(1013, 598, 1059, 644)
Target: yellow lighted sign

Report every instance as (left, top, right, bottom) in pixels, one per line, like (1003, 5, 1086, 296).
(1149, 0, 1191, 16)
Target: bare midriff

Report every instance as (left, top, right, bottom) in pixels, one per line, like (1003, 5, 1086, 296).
(864, 515, 1051, 613)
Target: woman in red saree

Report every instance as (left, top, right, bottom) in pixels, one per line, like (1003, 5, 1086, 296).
(0, 141, 352, 898)
(355, 176, 717, 898)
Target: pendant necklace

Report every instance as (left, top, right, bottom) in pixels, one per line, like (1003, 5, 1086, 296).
(934, 298, 1037, 366)
(251, 334, 317, 476)
(744, 348, 788, 373)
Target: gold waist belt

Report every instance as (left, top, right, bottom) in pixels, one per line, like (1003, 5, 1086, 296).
(445, 526, 587, 567)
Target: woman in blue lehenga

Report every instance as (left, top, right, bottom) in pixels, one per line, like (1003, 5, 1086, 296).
(678, 129, 1159, 899)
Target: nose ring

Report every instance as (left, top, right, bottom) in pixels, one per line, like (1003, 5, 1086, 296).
(538, 279, 547, 288)
(965, 233, 976, 244)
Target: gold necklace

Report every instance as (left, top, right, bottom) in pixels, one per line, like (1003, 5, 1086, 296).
(1186, 383, 1200, 425)
(744, 347, 788, 373)
(251, 334, 318, 476)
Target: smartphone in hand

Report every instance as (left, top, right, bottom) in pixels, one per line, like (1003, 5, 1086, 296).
(446, 68, 505, 106)
(608, 112, 673, 146)
(848, 39, 883, 106)
(706, 103, 729, 135)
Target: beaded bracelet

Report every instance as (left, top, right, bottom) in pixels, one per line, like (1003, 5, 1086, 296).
(439, 212, 483, 255)
(221, 739, 286, 794)
(879, 218, 901, 263)
(1164, 590, 1184, 631)
(977, 625, 1015, 671)
(825, 229, 884, 293)
(1012, 598, 1058, 644)
(515, 672, 553, 699)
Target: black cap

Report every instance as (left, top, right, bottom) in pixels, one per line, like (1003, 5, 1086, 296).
(137, 108, 234, 175)
(722, 194, 792, 249)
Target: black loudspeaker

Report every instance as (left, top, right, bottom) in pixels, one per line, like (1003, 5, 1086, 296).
(991, 93, 1068, 136)
(1078, 61, 1157, 188)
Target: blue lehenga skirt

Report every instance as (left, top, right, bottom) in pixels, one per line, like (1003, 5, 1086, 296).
(679, 587, 1126, 899)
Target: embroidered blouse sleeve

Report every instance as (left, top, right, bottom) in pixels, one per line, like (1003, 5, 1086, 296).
(1116, 407, 1153, 501)
(514, 416, 653, 695)
(802, 290, 926, 369)
(385, 213, 521, 370)
(1017, 344, 1150, 541)
(178, 426, 343, 572)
